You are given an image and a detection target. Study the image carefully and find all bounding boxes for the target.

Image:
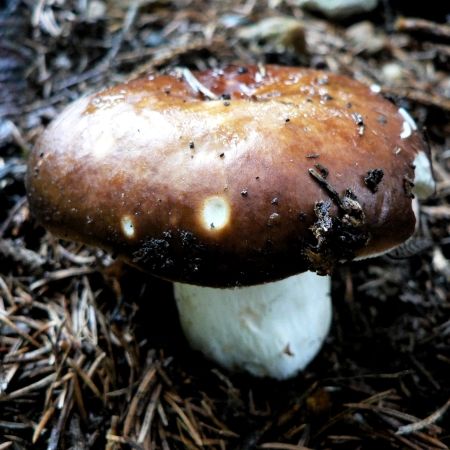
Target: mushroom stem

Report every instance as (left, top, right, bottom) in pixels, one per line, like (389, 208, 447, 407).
(173, 272, 331, 379)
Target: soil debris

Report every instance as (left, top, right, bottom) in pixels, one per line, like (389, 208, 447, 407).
(364, 168, 384, 192)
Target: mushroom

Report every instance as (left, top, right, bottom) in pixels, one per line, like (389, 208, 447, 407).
(26, 65, 434, 379)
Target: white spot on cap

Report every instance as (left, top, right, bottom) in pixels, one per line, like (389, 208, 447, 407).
(121, 215, 135, 238)
(398, 107, 418, 140)
(202, 196, 230, 231)
(370, 84, 381, 93)
(400, 121, 412, 139)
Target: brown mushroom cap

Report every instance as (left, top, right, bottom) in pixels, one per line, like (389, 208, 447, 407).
(27, 65, 425, 286)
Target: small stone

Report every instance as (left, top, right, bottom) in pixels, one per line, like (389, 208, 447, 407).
(382, 62, 405, 84)
(237, 16, 306, 54)
(293, 0, 378, 19)
(86, 0, 106, 22)
(346, 21, 385, 54)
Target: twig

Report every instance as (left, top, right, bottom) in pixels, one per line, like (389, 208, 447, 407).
(0, 196, 27, 238)
(47, 382, 74, 450)
(175, 67, 219, 100)
(29, 267, 96, 290)
(0, 276, 14, 306)
(308, 168, 342, 208)
(396, 398, 450, 435)
(68, 358, 105, 404)
(32, 406, 56, 444)
(0, 239, 46, 275)
(260, 444, 313, 450)
(0, 373, 56, 401)
(103, 0, 140, 65)
(164, 392, 203, 447)
(0, 420, 30, 430)
(123, 368, 157, 436)
(138, 383, 162, 443)
(385, 87, 450, 112)
(395, 17, 450, 40)
(0, 312, 41, 347)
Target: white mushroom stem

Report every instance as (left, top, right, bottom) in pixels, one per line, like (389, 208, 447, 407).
(413, 151, 435, 200)
(412, 150, 436, 230)
(173, 272, 331, 379)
